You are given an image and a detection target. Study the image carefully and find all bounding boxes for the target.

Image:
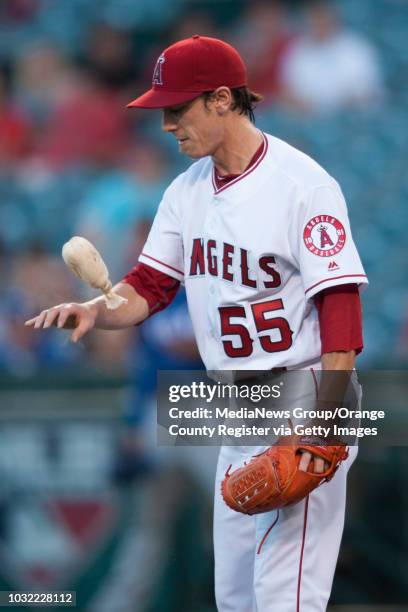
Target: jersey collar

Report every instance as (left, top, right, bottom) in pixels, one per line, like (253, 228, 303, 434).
(212, 132, 268, 195)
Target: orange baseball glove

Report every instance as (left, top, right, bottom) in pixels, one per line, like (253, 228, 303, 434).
(221, 435, 348, 515)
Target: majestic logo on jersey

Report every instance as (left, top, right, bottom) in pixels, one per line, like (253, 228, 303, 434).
(152, 54, 165, 85)
(303, 215, 346, 257)
(189, 238, 282, 289)
(328, 260, 340, 271)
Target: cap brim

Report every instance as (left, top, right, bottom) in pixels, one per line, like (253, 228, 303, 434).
(127, 88, 202, 109)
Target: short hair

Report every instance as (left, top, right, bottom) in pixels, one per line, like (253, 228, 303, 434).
(203, 86, 264, 123)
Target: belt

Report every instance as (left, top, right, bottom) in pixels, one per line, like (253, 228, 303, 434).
(233, 367, 287, 383)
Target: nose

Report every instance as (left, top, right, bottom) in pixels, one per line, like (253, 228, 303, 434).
(161, 110, 177, 133)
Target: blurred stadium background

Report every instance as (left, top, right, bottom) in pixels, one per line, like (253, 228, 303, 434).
(0, 0, 407, 609)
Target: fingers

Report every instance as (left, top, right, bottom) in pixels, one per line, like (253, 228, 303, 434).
(25, 313, 43, 327)
(26, 303, 93, 344)
(298, 451, 312, 472)
(299, 451, 329, 474)
(43, 308, 61, 329)
(71, 319, 91, 343)
(25, 308, 60, 329)
(25, 304, 80, 334)
(313, 458, 326, 474)
(57, 308, 77, 329)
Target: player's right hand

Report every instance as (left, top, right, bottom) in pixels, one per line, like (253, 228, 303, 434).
(25, 302, 98, 343)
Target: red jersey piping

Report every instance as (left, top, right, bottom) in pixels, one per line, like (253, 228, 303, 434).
(296, 496, 310, 612)
(310, 368, 319, 399)
(305, 274, 367, 295)
(256, 510, 280, 555)
(140, 253, 184, 276)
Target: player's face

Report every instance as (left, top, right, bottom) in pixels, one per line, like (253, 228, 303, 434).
(161, 96, 225, 159)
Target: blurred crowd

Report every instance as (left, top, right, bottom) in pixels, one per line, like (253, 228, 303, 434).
(0, 0, 406, 376)
(0, 3, 407, 606)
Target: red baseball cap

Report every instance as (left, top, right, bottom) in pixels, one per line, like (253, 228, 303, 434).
(127, 35, 247, 109)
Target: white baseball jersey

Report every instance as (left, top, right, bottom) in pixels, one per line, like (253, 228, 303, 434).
(139, 132, 368, 370)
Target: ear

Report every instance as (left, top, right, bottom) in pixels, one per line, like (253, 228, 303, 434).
(212, 87, 233, 115)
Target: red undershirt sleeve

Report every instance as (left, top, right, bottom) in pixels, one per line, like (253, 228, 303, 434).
(123, 267, 363, 353)
(122, 263, 180, 319)
(314, 284, 363, 355)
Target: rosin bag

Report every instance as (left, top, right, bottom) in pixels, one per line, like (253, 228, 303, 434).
(62, 236, 128, 310)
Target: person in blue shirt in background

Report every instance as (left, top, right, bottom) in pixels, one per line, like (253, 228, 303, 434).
(114, 287, 203, 481)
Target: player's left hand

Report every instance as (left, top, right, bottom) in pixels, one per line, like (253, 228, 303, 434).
(299, 450, 329, 473)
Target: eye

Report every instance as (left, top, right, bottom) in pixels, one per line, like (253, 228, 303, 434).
(169, 104, 187, 118)
(167, 99, 195, 119)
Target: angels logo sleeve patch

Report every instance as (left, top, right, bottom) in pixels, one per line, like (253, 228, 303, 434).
(298, 184, 368, 298)
(303, 215, 346, 257)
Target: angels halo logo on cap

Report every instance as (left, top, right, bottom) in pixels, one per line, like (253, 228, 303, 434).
(152, 54, 165, 86)
(127, 35, 247, 109)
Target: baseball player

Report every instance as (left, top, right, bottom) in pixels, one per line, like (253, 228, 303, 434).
(26, 36, 367, 611)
